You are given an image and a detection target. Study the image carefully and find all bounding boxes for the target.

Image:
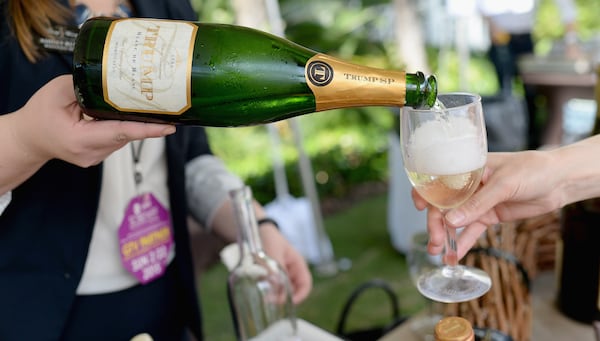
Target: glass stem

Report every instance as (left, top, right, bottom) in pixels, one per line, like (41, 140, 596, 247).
(442, 209, 458, 268)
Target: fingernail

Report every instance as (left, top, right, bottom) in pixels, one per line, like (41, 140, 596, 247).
(427, 242, 443, 256)
(445, 210, 465, 226)
(162, 126, 176, 135)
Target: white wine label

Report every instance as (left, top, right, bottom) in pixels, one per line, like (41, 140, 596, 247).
(305, 54, 407, 111)
(103, 19, 197, 115)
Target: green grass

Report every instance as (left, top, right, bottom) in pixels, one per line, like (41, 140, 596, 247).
(198, 192, 427, 341)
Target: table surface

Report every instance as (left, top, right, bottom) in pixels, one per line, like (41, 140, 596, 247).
(378, 271, 595, 341)
(519, 54, 597, 87)
(518, 54, 597, 147)
(520, 71, 596, 88)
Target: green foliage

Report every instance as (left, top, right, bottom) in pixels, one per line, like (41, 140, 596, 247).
(281, 0, 390, 59)
(534, 0, 600, 54)
(191, 0, 234, 23)
(427, 48, 499, 95)
(574, 0, 600, 39)
(206, 106, 394, 204)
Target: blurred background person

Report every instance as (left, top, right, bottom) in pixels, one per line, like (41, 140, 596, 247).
(476, 0, 579, 150)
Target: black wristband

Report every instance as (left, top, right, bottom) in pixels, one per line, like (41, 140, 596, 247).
(257, 217, 280, 230)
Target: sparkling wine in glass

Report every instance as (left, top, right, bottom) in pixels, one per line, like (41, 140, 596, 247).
(400, 93, 491, 303)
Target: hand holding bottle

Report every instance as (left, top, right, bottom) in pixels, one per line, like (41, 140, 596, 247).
(259, 222, 313, 304)
(412, 135, 600, 260)
(0, 75, 176, 194)
(210, 192, 313, 306)
(19, 75, 176, 166)
(228, 186, 301, 340)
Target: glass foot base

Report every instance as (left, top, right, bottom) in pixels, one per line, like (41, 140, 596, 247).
(417, 265, 491, 303)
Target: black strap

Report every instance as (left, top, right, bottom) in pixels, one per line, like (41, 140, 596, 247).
(336, 279, 404, 338)
(468, 247, 531, 291)
(130, 140, 145, 186)
(257, 217, 279, 230)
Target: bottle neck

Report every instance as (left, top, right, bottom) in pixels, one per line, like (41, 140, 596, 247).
(304, 54, 437, 111)
(406, 71, 437, 108)
(230, 186, 264, 257)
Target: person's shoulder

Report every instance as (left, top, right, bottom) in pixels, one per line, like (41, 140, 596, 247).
(133, 0, 198, 21)
(168, 0, 198, 21)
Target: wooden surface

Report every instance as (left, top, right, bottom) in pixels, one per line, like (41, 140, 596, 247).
(379, 271, 595, 341)
(520, 70, 596, 88)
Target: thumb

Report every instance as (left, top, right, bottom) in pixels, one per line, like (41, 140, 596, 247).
(444, 192, 493, 228)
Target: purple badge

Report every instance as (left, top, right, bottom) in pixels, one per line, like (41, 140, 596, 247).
(119, 193, 173, 284)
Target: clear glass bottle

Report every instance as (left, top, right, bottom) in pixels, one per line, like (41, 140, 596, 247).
(227, 186, 298, 341)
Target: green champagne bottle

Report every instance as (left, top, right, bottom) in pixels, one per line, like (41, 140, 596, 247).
(73, 17, 437, 127)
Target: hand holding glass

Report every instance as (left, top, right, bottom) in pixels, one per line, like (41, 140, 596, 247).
(400, 93, 491, 303)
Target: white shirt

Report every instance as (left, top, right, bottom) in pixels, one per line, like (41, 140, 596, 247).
(1, 136, 245, 295)
(77, 137, 173, 294)
(0, 191, 10, 215)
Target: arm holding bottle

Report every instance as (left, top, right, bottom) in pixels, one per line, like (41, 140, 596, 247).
(413, 134, 600, 260)
(209, 200, 313, 304)
(0, 73, 313, 301)
(0, 74, 176, 196)
(185, 155, 313, 304)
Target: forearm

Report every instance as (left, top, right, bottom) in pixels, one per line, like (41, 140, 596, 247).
(0, 112, 47, 195)
(209, 198, 275, 244)
(185, 154, 244, 229)
(553, 134, 600, 205)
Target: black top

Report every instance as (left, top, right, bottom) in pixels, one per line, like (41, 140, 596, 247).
(0, 1, 210, 339)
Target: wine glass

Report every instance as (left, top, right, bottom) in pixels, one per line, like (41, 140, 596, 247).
(400, 92, 491, 303)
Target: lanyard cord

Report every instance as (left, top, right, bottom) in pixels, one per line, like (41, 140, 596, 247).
(130, 140, 145, 186)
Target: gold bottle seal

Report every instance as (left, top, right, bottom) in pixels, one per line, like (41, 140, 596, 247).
(434, 316, 474, 341)
(305, 53, 407, 112)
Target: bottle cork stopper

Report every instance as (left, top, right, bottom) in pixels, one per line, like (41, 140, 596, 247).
(434, 316, 474, 341)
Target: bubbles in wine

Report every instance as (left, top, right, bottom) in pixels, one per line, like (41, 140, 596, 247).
(441, 171, 471, 190)
(405, 104, 485, 175)
(431, 98, 447, 111)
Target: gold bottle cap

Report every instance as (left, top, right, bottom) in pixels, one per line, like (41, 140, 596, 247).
(434, 316, 474, 341)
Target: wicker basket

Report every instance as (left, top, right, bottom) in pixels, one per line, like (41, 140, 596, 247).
(511, 210, 560, 278)
(444, 211, 560, 341)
